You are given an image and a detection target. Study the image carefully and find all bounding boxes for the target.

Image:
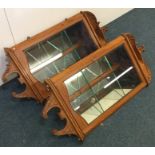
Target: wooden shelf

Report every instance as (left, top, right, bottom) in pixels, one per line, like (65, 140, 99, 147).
(69, 63, 120, 101)
(32, 41, 82, 74)
(62, 41, 82, 57)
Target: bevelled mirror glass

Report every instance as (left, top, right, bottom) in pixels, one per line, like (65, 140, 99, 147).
(24, 22, 98, 82)
(64, 44, 141, 124)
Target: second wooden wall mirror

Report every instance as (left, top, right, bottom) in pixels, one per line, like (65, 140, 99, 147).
(42, 33, 151, 140)
(3, 11, 107, 103)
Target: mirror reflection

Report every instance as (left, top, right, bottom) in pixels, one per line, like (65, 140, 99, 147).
(24, 21, 97, 82)
(64, 45, 141, 124)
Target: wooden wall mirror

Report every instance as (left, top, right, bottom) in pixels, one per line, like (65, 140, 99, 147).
(3, 11, 107, 102)
(42, 34, 151, 141)
(2, 11, 151, 141)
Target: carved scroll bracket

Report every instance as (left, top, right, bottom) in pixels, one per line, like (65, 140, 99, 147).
(42, 93, 77, 138)
(12, 75, 37, 100)
(3, 58, 38, 100)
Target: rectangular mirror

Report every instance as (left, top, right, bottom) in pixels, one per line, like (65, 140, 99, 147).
(3, 11, 106, 102)
(64, 45, 141, 123)
(24, 22, 98, 82)
(43, 34, 151, 140)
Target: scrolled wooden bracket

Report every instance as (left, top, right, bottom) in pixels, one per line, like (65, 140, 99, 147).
(12, 85, 36, 99)
(42, 93, 78, 138)
(3, 49, 32, 98)
(3, 57, 38, 100)
(12, 76, 37, 100)
(42, 93, 59, 119)
(12, 75, 39, 100)
(51, 117, 77, 137)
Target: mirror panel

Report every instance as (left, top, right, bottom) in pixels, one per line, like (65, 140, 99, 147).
(64, 45, 141, 124)
(24, 21, 97, 82)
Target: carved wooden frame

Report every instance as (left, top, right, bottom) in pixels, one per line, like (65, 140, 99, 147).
(42, 33, 151, 141)
(2, 11, 107, 102)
